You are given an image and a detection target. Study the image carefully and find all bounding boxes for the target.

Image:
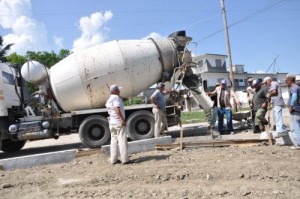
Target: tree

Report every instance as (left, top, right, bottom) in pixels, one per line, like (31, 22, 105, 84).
(6, 52, 26, 65)
(6, 49, 71, 94)
(58, 49, 71, 60)
(0, 35, 14, 63)
(25, 49, 70, 68)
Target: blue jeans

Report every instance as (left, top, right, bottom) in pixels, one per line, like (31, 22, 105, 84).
(273, 105, 286, 133)
(211, 106, 218, 127)
(290, 113, 300, 146)
(218, 107, 233, 133)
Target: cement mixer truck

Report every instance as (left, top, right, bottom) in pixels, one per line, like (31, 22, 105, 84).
(0, 31, 212, 153)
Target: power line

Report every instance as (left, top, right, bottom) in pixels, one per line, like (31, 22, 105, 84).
(196, 0, 288, 43)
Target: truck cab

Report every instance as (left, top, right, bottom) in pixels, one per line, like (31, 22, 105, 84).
(0, 63, 27, 152)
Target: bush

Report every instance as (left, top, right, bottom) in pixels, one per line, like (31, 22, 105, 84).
(181, 111, 206, 124)
(124, 97, 144, 106)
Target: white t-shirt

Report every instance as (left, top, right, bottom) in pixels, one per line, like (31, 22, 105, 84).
(105, 94, 125, 125)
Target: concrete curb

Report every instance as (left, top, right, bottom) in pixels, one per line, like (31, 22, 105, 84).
(0, 149, 76, 171)
(101, 136, 172, 156)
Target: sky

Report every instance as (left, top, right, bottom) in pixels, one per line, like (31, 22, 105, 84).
(0, 0, 299, 74)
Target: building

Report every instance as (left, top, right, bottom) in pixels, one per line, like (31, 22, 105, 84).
(192, 53, 288, 92)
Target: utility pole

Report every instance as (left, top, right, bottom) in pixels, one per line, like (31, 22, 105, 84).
(221, 0, 237, 112)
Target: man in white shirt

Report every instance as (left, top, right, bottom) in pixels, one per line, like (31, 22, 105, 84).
(105, 84, 130, 164)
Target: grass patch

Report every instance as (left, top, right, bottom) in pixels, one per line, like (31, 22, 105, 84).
(181, 111, 206, 124)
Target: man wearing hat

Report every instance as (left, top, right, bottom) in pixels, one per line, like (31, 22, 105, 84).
(263, 76, 287, 137)
(251, 79, 269, 133)
(210, 82, 220, 128)
(246, 77, 255, 108)
(286, 74, 300, 150)
(208, 79, 241, 135)
(246, 77, 256, 132)
(150, 82, 173, 138)
(105, 84, 130, 164)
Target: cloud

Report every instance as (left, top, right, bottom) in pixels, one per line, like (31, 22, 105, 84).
(142, 32, 164, 40)
(255, 70, 265, 74)
(54, 36, 64, 49)
(0, 0, 31, 29)
(72, 11, 113, 52)
(0, 0, 48, 55)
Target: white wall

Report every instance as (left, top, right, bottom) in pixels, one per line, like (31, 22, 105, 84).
(201, 73, 230, 88)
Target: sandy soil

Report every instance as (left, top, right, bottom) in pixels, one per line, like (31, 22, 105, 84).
(1, 107, 298, 199)
(1, 144, 299, 199)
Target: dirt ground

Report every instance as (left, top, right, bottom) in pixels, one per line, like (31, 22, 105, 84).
(1, 107, 299, 199)
(1, 144, 300, 199)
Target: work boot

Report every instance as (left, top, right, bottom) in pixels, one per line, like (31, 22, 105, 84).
(253, 125, 260, 133)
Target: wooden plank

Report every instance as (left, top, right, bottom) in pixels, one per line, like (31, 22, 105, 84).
(156, 143, 185, 150)
(155, 139, 275, 150)
(75, 149, 100, 158)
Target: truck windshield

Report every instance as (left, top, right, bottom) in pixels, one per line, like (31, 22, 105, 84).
(2, 71, 15, 85)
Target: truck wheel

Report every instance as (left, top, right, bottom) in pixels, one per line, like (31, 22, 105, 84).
(127, 110, 154, 140)
(79, 115, 110, 148)
(1, 139, 26, 153)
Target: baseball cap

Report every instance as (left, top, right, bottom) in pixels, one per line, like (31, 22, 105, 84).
(110, 84, 122, 92)
(247, 77, 253, 82)
(285, 74, 296, 81)
(221, 79, 227, 84)
(216, 82, 220, 86)
(262, 76, 271, 84)
(251, 79, 260, 88)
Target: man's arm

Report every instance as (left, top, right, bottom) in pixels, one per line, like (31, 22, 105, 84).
(261, 87, 270, 109)
(207, 87, 218, 97)
(163, 88, 175, 95)
(114, 106, 126, 126)
(231, 90, 241, 106)
(266, 82, 278, 99)
(150, 95, 159, 109)
(290, 92, 298, 113)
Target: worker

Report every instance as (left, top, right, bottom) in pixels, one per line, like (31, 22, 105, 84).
(263, 76, 287, 137)
(251, 80, 269, 133)
(210, 82, 220, 128)
(150, 82, 173, 138)
(285, 74, 300, 150)
(246, 77, 255, 108)
(208, 79, 241, 135)
(105, 84, 130, 164)
(246, 77, 257, 132)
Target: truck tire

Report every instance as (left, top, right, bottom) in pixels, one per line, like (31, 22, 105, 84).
(79, 115, 110, 148)
(127, 110, 154, 140)
(1, 139, 26, 153)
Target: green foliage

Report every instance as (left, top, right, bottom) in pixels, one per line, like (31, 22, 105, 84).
(6, 52, 26, 65)
(5, 49, 71, 94)
(25, 51, 60, 68)
(123, 97, 144, 106)
(58, 49, 71, 60)
(181, 111, 206, 124)
(0, 35, 14, 63)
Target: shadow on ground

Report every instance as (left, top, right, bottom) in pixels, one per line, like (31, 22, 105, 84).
(132, 155, 171, 164)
